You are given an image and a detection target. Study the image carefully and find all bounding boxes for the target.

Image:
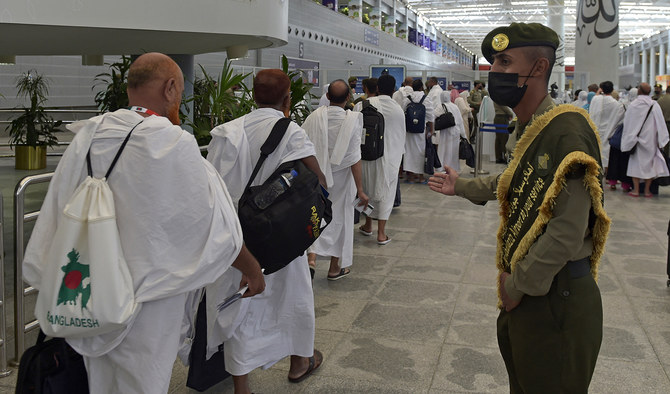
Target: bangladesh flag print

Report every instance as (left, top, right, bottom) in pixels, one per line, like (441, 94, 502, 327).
(57, 249, 91, 310)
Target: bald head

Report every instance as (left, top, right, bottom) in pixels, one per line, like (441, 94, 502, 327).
(639, 83, 651, 96)
(128, 53, 182, 90)
(127, 53, 184, 125)
(327, 79, 350, 106)
(403, 77, 414, 87)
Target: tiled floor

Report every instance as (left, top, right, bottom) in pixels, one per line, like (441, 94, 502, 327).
(1, 158, 670, 393)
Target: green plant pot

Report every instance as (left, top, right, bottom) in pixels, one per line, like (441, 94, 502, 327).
(15, 145, 47, 170)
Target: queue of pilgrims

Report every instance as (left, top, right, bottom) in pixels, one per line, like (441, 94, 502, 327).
(22, 53, 473, 394)
(28, 51, 666, 394)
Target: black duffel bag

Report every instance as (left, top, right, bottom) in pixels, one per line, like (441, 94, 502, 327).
(434, 104, 456, 130)
(238, 118, 332, 275)
(16, 330, 89, 394)
(459, 137, 475, 168)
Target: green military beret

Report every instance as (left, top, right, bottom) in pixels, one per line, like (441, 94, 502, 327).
(348, 76, 358, 83)
(481, 23, 559, 64)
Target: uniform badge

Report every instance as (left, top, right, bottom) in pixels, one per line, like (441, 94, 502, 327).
(538, 153, 550, 170)
(492, 33, 509, 52)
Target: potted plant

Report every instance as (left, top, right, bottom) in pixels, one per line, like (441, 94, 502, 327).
(93, 55, 132, 113)
(280, 55, 316, 125)
(6, 70, 61, 170)
(185, 60, 254, 146)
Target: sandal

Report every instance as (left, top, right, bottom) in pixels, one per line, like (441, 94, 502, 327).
(377, 236, 392, 245)
(358, 226, 373, 236)
(327, 267, 350, 281)
(288, 350, 323, 383)
(644, 193, 653, 198)
(628, 192, 639, 197)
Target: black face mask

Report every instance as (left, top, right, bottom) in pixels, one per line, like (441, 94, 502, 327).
(488, 62, 537, 108)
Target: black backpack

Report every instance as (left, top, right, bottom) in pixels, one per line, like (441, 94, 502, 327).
(405, 95, 427, 133)
(434, 104, 456, 130)
(16, 330, 89, 394)
(238, 118, 332, 275)
(360, 100, 385, 161)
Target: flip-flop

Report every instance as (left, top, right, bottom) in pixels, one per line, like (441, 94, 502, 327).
(359, 226, 373, 236)
(327, 267, 350, 281)
(628, 192, 639, 197)
(377, 236, 392, 245)
(644, 193, 653, 198)
(288, 350, 323, 383)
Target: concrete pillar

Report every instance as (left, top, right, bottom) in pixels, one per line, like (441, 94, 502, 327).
(650, 45, 656, 85)
(370, 6, 382, 30)
(348, 0, 362, 23)
(170, 54, 194, 133)
(642, 47, 648, 84)
(660, 43, 666, 76)
(548, 0, 566, 92)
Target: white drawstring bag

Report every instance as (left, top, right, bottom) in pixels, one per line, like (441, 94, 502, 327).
(34, 122, 141, 338)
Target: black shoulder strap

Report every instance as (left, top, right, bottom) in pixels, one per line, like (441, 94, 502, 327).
(244, 117, 292, 191)
(362, 99, 371, 110)
(87, 120, 144, 179)
(407, 95, 414, 103)
(419, 95, 427, 105)
(36, 329, 46, 345)
(635, 103, 655, 139)
(442, 103, 447, 113)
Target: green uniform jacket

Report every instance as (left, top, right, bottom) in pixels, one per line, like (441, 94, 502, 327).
(454, 95, 611, 303)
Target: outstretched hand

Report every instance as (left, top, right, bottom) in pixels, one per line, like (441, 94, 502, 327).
(428, 166, 459, 196)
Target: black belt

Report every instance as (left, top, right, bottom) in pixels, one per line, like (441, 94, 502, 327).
(566, 257, 591, 279)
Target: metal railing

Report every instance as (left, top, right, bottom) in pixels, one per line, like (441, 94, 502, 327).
(0, 108, 100, 125)
(0, 193, 11, 376)
(13, 173, 53, 364)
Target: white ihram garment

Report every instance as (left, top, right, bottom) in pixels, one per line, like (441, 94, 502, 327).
(400, 91, 435, 174)
(589, 94, 625, 167)
(303, 106, 362, 267)
(206, 108, 317, 375)
(622, 96, 670, 179)
(435, 101, 467, 171)
(23, 110, 243, 394)
(354, 96, 406, 220)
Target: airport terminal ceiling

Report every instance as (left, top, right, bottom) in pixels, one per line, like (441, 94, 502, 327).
(404, 0, 670, 63)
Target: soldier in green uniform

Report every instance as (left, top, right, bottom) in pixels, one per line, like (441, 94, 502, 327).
(467, 81, 488, 141)
(428, 23, 611, 394)
(652, 83, 664, 101)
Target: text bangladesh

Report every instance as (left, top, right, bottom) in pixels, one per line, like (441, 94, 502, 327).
(46, 311, 100, 328)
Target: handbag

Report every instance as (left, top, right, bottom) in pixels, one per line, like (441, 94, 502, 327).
(656, 148, 670, 187)
(34, 121, 141, 339)
(459, 137, 475, 168)
(238, 118, 332, 275)
(434, 104, 456, 130)
(186, 292, 230, 392)
(608, 123, 624, 151)
(15, 330, 89, 394)
(424, 139, 441, 175)
(622, 104, 654, 155)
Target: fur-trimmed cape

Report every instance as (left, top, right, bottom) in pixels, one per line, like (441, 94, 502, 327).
(495, 104, 611, 305)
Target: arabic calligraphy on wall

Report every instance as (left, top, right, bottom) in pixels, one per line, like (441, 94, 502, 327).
(576, 0, 619, 48)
